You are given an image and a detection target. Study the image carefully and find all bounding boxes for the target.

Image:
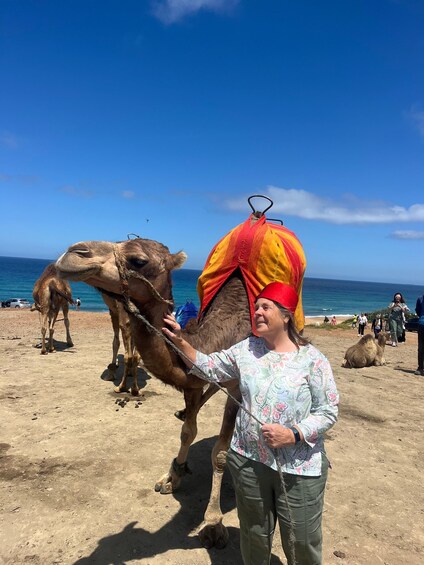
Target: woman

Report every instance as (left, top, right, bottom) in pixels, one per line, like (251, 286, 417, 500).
(358, 313, 367, 336)
(388, 292, 409, 347)
(163, 282, 339, 565)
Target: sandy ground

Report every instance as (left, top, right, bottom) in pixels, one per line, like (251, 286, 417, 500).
(1, 309, 423, 565)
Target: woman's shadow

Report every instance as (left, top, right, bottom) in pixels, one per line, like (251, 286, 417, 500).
(73, 436, 284, 564)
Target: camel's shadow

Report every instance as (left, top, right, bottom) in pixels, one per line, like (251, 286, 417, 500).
(33, 339, 75, 353)
(72, 436, 284, 565)
(99, 354, 151, 391)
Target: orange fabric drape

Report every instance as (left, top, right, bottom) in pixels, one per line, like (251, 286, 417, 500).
(197, 214, 306, 332)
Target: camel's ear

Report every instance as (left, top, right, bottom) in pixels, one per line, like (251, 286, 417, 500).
(172, 251, 187, 270)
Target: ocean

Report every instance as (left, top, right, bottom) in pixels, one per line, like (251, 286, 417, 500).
(0, 256, 422, 318)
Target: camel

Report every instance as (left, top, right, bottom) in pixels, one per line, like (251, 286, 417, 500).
(342, 332, 387, 368)
(31, 263, 74, 355)
(55, 217, 306, 548)
(100, 292, 141, 396)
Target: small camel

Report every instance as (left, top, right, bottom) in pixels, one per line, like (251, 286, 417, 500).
(32, 263, 74, 355)
(343, 333, 387, 368)
(101, 292, 141, 396)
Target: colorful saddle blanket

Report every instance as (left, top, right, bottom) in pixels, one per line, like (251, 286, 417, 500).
(197, 214, 306, 331)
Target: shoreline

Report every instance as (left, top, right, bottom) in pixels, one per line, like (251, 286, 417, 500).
(0, 309, 353, 329)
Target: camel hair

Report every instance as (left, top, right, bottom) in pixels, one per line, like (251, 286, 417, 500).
(342, 332, 387, 368)
(55, 233, 303, 549)
(31, 263, 74, 355)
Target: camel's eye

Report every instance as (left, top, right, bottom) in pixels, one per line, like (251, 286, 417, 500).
(128, 257, 148, 270)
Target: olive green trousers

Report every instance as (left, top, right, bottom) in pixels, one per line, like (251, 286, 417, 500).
(226, 450, 329, 565)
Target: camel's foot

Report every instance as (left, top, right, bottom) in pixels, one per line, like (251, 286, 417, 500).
(130, 387, 141, 397)
(41, 350, 48, 355)
(154, 459, 191, 494)
(114, 385, 129, 394)
(174, 409, 186, 421)
(198, 520, 229, 549)
(67, 340, 74, 347)
(154, 471, 179, 494)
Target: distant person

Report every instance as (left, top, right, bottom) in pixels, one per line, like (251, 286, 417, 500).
(330, 315, 337, 326)
(371, 314, 383, 339)
(358, 313, 367, 336)
(323, 315, 329, 323)
(414, 294, 424, 376)
(388, 292, 409, 347)
(76, 297, 81, 311)
(351, 314, 358, 329)
(398, 312, 407, 343)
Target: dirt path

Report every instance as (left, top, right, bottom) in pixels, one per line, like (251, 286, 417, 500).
(1, 309, 423, 564)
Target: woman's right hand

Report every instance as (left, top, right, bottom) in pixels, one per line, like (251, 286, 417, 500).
(162, 313, 197, 369)
(162, 313, 182, 340)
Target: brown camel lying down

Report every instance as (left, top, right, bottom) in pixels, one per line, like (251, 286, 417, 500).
(343, 333, 387, 368)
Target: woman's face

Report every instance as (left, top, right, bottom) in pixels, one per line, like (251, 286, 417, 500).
(254, 298, 289, 337)
(395, 294, 401, 302)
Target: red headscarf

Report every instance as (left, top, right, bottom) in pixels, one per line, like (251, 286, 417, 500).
(256, 282, 299, 314)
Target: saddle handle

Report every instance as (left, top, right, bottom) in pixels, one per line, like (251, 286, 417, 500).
(248, 194, 273, 215)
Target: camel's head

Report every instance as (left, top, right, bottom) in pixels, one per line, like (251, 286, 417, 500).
(56, 238, 187, 306)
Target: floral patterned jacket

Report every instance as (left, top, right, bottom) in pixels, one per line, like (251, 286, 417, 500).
(192, 336, 339, 476)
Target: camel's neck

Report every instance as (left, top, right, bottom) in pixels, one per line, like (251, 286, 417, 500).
(128, 274, 252, 388)
(128, 299, 193, 389)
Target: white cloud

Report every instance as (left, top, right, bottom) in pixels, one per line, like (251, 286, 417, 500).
(59, 185, 94, 198)
(122, 190, 136, 199)
(406, 105, 424, 137)
(152, 0, 238, 24)
(0, 173, 39, 184)
(0, 130, 19, 149)
(225, 186, 424, 225)
(391, 230, 424, 240)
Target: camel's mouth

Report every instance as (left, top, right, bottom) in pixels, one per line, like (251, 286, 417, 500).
(58, 269, 96, 282)
(55, 263, 101, 282)
(56, 248, 102, 282)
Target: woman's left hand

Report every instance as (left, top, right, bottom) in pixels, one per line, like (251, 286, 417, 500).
(261, 424, 298, 448)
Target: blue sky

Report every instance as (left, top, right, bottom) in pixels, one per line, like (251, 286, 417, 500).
(1, 0, 424, 284)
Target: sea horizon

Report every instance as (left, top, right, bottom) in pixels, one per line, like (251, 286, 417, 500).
(0, 255, 422, 318)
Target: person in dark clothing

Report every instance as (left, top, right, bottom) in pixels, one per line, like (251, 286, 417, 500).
(371, 314, 383, 339)
(415, 294, 424, 376)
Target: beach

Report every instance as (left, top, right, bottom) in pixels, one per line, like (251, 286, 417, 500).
(1, 309, 423, 565)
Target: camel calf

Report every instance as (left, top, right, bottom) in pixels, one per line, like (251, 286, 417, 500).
(343, 333, 386, 368)
(32, 263, 74, 354)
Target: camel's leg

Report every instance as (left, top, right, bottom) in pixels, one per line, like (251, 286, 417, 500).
(114, 322, 134, 393)
(40, 313, 48, 355)
(197, 395, 238, 549)
(62, 304, 73, 346)
(155, 388, 203, 494)
(48, 311, 59, 353)
(174, 383, 219, 421)
(106, 310, 120, 381)
(129, 348, 141, 396)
